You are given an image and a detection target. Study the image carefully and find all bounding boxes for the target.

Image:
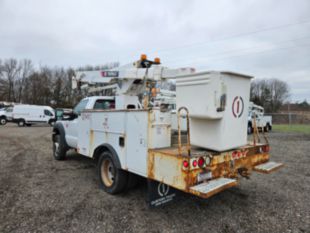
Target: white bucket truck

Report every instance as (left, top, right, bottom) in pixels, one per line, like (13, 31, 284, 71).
(52, 55, 283, 206)
(248, 102, 272, 134)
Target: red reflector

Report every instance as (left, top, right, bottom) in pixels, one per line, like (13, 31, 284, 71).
(192, 160, 198, 167)
(262, 145, 270, 153)
(198, 157, 205, 167)
(183, 160, 189, 168)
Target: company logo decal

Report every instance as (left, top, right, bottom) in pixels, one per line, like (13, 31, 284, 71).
(158, 183, 169, 197)
(232, 96, 244, 118)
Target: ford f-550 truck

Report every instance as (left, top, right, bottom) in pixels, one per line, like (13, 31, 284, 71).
(52, 55, 283, 206)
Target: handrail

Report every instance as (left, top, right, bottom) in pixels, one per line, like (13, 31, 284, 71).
(177, 107, 191, 157)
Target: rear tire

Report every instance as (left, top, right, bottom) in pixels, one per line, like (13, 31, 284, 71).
(0, 117, 7, 125)
(267, 123, 272, 131)
(18, 119, 25, 127)
(98, 151, 128, 194)
(53, 134, 67, 160)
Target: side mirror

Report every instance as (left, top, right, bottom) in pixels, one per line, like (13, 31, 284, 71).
(66, 111, 78, 120)
(72, 112, 79, 119)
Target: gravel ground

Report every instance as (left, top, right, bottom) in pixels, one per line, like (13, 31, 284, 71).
(0, 124, 309, 233)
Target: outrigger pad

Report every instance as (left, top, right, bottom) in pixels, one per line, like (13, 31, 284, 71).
(254, 161, 284, 174)
(189, 178, 237, 199)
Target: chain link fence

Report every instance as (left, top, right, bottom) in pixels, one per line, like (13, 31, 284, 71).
(266, 112, 310, 124)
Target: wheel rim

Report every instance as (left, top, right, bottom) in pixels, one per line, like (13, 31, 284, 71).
(19, 121, 24, 126)
(0, 119, 5, 124)
(54, 141, 59, 157)
(101, 159, 115, 187)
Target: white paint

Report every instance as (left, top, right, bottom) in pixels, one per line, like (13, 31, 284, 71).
(11, 104, 55, 124)
(176, 71, 253, 151)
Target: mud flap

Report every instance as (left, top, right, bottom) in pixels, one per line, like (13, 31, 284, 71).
(147, 179, 178, 207)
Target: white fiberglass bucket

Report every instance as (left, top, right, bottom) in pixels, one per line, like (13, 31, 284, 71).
(176, 71, 252, 151)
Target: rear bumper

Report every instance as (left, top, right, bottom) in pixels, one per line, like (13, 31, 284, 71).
(148, 144, 283, 199)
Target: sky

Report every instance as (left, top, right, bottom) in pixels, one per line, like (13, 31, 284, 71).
(0, 0, 309, 102)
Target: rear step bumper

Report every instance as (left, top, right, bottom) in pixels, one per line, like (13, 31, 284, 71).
(254, 161, 284, 174)
(188, 161, 283, 199)
(189, 178, 237, 198)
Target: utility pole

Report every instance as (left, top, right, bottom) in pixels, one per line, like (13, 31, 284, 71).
(288, 102, 291, 125)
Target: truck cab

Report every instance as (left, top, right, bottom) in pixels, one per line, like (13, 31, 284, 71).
(60, 96, 141, 148)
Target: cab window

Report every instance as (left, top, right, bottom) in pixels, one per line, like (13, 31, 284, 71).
(56, 110, 63, 117)
(44, 110, 53, 116)
(6, 107, 13, 112)
(94, 99, 115, 110)
(74, 99, 89, 115)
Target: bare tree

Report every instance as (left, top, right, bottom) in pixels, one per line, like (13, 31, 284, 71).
(14, 59, 34, 103)
(0, 58, 119, 107)
(250, 78, 290, 112)
(0, 59, 22, 101)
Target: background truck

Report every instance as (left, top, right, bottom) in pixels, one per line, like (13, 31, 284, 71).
(12, 104, 56, 127)
(0, 106, 14, 125)
(0, 108, 8, 125)
(248, 102, 272, 134)
(52, 55, 283, 206)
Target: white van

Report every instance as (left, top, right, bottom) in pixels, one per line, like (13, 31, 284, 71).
(12, 105, 56, 127)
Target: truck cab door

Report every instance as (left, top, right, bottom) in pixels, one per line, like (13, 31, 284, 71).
(77, 112, 91, 156)
(65, 99, 89, 148)
(65, 117, 79, 148)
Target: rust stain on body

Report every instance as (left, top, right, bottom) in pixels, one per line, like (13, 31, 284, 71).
(89, 129, 94, 157)
(147, 144, 277, 199)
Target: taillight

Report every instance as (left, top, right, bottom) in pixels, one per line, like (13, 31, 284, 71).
(192, 160, 198, 167)
(183, 160, 189, 169)
(262, 145, 270, 153)
(198, 157, 205, 167)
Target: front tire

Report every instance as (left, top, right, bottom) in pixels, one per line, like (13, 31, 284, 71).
(98, 151, 128, 194)
(0, 117, 7, 125)
(53, 134, 67, 160)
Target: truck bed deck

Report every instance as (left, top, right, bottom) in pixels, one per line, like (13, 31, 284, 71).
(150, 142, 266, 157)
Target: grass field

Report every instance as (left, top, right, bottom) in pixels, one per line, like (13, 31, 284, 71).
(273, 124, 310, 134)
